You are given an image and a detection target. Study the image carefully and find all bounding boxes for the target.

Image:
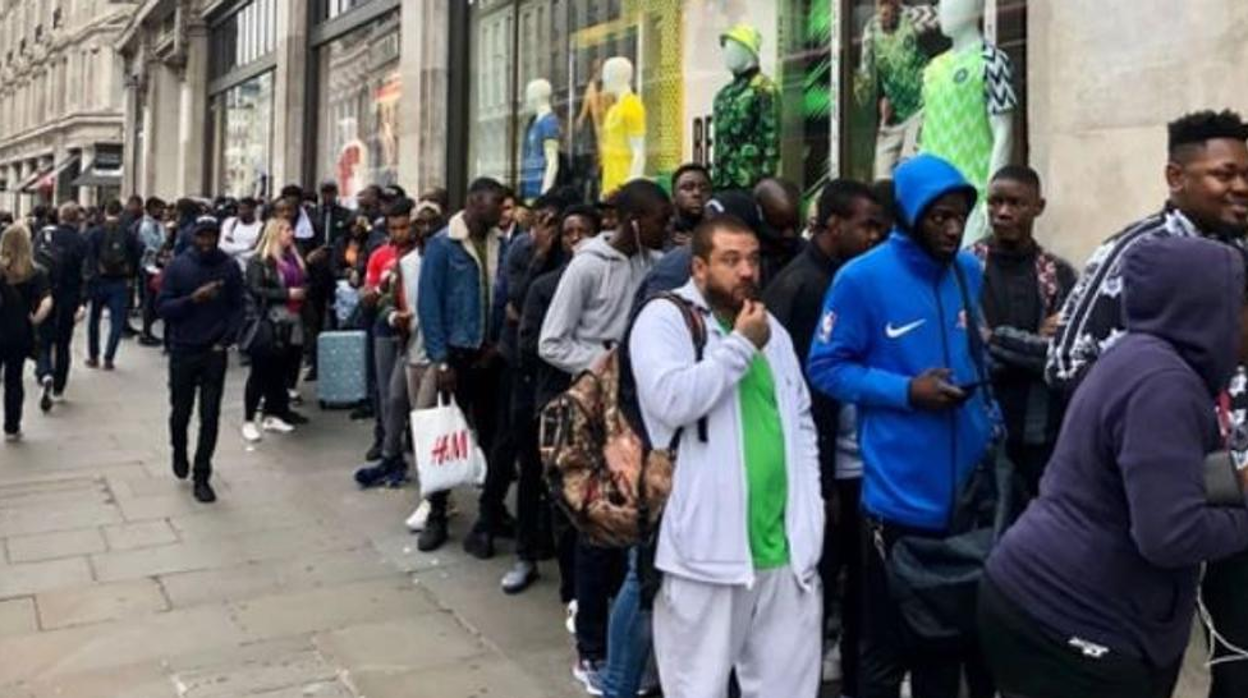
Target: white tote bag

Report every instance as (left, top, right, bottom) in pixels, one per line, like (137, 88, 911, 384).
(411, 396, 487, 495)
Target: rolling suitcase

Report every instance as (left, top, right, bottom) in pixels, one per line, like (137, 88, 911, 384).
(317, 330, 368, 409)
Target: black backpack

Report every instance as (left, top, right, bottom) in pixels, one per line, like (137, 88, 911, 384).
(33, 226, 64, 284)
(98, 224, 131, 278)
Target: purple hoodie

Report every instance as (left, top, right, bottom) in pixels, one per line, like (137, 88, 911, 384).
(987, 236, 1248, 667)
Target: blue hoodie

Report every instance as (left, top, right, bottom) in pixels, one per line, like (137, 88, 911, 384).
(987, 236, 1248, 666)
(806, 154, 993, 530)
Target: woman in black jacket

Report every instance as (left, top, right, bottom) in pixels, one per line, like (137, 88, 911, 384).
(0, 223, 52, 440)
(241, 219, 309, 442)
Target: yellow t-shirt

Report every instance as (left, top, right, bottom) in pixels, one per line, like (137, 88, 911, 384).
(601, 92, 646, 195)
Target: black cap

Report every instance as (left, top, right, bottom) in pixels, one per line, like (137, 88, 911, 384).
(380, 184, 407, 201)
(192, 215, 221, 235)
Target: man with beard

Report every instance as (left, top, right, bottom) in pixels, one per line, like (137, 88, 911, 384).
(1044, 110, 1248, 698)
(807, 154, 994, 698)
(629, 216, 825, 698)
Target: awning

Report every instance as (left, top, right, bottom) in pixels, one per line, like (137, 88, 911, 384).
(19, 155, 80, 194)
(72, 166, 123, 188)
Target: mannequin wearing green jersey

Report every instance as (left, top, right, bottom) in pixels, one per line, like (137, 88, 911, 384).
(713, 24, 780, 190)
(921, 0, 1017, 241)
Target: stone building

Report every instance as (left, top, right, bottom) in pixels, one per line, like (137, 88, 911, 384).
(0, 0, 136, 215)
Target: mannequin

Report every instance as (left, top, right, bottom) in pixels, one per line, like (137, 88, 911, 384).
(600, 56, 646, 196)
(920, 0, 1016, 240)
(520, 79, 560, 201)
(712, 24, 779, 190)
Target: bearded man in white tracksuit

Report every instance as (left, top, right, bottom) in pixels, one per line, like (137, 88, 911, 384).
(629, 216, 825, 698)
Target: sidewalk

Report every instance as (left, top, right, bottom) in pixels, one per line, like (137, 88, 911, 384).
(0, 329, 1214, 697)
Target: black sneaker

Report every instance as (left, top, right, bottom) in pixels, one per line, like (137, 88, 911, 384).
(39, 377, 52, 413)
(354, 462, 392, 489)
(193, 481, 217, 503)
(417, 517, 449, 552)
(281, 411, 310, 425)
(172, 457, 190, 480)
(463, 527, 495, 560)
(138, 334, 162, 347)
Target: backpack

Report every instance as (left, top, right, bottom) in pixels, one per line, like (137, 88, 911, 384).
(33, 226, 63, 285)
(98, 224, 131, 277)
(539, 293, 708, 548)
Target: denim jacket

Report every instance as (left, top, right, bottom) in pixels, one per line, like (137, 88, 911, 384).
(418, 213, 505, 363)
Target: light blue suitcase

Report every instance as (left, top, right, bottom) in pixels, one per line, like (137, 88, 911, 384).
(317, 330, 368, 408)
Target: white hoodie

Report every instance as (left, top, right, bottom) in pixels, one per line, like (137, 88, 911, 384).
(629, 280, 825, 589)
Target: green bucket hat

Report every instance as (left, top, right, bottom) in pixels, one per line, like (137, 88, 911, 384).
(719, 23, 762, 61)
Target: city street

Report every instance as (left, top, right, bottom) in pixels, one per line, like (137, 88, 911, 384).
(0, 331, 585, 698)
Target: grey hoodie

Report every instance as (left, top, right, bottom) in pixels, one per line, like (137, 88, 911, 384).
(538, 234, 660, 374)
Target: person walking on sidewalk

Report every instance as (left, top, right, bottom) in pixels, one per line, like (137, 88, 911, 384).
(241, 218, 312, 443)
(34, 201, 87, 411)
(137, 197, 167, 346)
(157, 216, 245, 504)
(84, 200, 143, 371)
(0, 223, 52, 441)
(631, 216, 826, 698)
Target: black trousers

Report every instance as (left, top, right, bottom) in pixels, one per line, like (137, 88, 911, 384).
(36, 302, 76, 393)
(168, 348, 228, 482)
(575, 541, 626, 661)
(244, 344, 299, 421)
(978, 577, 1181, 698)
(0, 345, 27, 435)
(1205, 549, 1248, 697)
(861, 517, 992, 698)
(515, 411, 555, 561)
(428, 348, 500, 519)
(823, 478, 863, 695)
(140, 271, 159, 337)
(475, 360, 517, 530)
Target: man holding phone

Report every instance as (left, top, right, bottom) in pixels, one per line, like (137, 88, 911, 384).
(807, 154, 995, 698)
(156, 216, 245, 504)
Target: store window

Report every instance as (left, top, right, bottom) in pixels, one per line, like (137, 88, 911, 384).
(466, 0, 835, 205)
(210, 0, 276, 78)
(844, 0, 1027, 194)
(210, 72, 275, 198)
(315, 11, 402, 202)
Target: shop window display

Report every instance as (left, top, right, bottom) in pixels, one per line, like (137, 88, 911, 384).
(212, 72, 274, 199)
(316, 12, 402, 203)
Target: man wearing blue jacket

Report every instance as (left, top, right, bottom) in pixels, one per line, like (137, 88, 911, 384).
(807, 154, 994, 698)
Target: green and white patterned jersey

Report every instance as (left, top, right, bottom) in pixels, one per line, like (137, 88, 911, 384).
(856, 5, 938, 124)
(920, 42, 1017, 196)
(713, 68, 780, 190)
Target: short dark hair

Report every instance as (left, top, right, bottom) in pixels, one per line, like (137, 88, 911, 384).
(672, 163, 711, 188)
(385, 197, 415, 219)
(468, 177, 506, 200)
(1169, 110, 1248, 156)
(561, 204, 601, 233)
(238, 197, 258, 209)
(499, 185, 516, 203)
(691, 215, 757, 261)
(104, 199, 123, 217)
(816, 179, 877, 227)
(280, 184, 303, 200)
(991, 165, 1043, 193)
(175, 198, 200, 218)
(614, 179, 670, 222)
(127, 194, 144, 207)
(419, 187, 450, 211)
(145, 196, 166, 214)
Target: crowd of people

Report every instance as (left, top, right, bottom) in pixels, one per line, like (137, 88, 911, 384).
(3, 108, 1248, 698)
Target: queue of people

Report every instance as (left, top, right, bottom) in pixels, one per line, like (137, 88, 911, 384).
(3, 108, 1248, 698)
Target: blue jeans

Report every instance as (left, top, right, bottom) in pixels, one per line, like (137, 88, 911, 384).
(603, 549, 652, 698)
(88, 279, 128, 362)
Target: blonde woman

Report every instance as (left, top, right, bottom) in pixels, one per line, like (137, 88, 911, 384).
(0, 223, 52, 441)
(241, 218, 309, 441)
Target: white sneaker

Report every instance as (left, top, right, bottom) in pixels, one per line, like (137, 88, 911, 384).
(261, 416, 295, 433)
(901, 674, 912, 698)
(565, 600, 578, 635)
(241, 421, 262, 443)
(822, 644, 842, 683)
(4, 431, 20, 442)
(405, 499, 432, 532)
(287, 389, 302, 404)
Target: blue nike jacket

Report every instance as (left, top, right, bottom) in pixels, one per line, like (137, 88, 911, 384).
(806, 155, 994, 531)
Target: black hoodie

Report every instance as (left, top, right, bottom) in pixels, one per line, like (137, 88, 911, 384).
(156, 246, 245, 353)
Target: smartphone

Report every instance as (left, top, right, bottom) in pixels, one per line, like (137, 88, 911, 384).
(953, 380, 987, 403)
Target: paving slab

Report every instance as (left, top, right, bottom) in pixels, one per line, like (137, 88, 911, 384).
(101, 520, 179, 551)
(36, 578, 170, 629)
(0, 597, 38, 636)
(0, 557, 95, 599)
(6, 527, 107, 563)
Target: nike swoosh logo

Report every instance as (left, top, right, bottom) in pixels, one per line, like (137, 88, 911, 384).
(885, 319, 926, 339)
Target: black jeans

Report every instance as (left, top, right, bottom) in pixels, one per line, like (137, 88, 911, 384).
(428, 348, 500, 519)
(861, 517, 992, 698)
(1205, 549, 1248, 697)
(0, 345, 27, 435)
(140, 271, 159, 337)
(575, 541, 626, 662)
(824, 478, 863, 695)
(36, 302, 77, 393)
(978, 577, 1181, 698)
(244, 344, 298, 421)
(168, 347, 228, 482)
(515, 411, 555, 561)
(476, 360, 517, 531)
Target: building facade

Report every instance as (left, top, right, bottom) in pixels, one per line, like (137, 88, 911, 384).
(0, 0, 135, 216)
(117, 0, 1248, 263)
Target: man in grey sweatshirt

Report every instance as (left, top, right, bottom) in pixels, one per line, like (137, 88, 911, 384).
(539, 180, 672, 375)
(537, 178, 672, 689)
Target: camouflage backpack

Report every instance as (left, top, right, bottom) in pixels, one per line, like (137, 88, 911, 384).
(539, 293, 708, 548)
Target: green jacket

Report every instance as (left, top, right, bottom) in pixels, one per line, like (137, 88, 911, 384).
(713, 68, 779, 190)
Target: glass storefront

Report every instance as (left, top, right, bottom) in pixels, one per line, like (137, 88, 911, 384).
(316, 11, 402, 203)
(465, 0, 1026, 207)
(211, 72, 275, 198)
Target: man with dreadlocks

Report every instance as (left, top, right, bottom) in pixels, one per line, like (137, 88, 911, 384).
(1045, 109, 1248, 698)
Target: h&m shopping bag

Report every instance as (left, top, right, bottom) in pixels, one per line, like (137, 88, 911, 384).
(411, 396, 487, 495)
